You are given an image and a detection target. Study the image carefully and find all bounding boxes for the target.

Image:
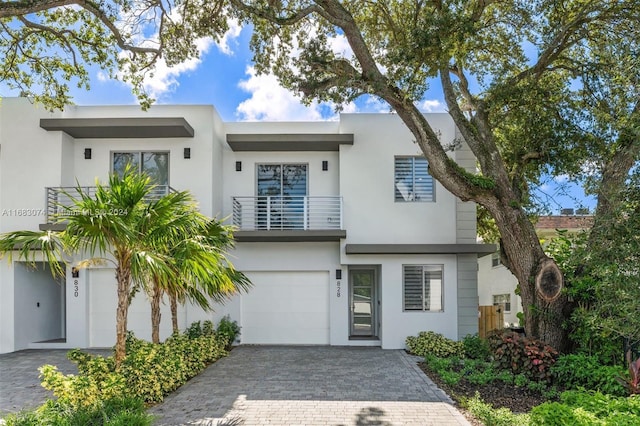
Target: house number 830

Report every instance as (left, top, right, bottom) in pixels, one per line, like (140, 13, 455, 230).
(73, 279, 79, 298)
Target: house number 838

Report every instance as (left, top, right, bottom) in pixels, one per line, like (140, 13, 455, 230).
(336, 280, 341, 297)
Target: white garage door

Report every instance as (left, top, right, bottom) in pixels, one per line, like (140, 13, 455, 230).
(241, 271, 330, 345)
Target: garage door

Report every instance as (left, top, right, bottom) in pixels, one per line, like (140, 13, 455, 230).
(241, 271, 330, 344)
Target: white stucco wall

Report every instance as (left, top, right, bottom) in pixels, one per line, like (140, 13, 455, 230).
(338, 113, 458, 244)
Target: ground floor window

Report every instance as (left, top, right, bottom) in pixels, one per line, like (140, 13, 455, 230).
(493, 294, 511, 313)
(403, 265, 443, 312)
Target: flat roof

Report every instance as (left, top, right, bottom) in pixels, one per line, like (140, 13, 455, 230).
(40, 117, 195, 138)
(227, 133, 354, 151)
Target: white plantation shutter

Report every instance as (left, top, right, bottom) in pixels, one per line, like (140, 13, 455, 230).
(395, 157, 434, 202)
(403, 265, 443, 311)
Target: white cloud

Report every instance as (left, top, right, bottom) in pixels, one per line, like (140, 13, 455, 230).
(216, 20, 242, 55)
(554, 174, 570, 183)
(141, 37, 214, 100)
(236, 67, 327, 121)
(418, 99, 445, 113)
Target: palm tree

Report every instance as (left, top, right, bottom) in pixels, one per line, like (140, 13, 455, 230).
(142, 197, 251, 343)
(0, 170, 184, 368)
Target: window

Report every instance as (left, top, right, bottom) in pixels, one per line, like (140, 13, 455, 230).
(491, 251, 502, 267)
(394, 156, 434, 202)
(256, 164, 307, 229)
(493, 294, 511, 313)
(112, 152, 169, 185)
(403, 265, 443, 312)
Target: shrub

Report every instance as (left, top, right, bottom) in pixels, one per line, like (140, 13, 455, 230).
(3, 396, 152, 426)
(460, 392, 530, 426)
(462, 334, 491, 360)
(551, 353, 626, 396)
(487, 329, 558, 382)
(216, 315, 241, 350)
(530, 390, 640, 425)
(405, 331, 464, 358)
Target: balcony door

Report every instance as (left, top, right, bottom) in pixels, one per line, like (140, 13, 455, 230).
(256, 164, 307, 229)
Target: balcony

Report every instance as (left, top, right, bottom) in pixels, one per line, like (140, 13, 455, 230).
(43, 185, 175, 228)
(232, 196, 346, 242)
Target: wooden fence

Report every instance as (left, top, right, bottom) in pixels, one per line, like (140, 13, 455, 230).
(478, 305, 504, 338)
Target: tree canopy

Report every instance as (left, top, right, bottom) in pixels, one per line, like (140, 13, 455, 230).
(2, 0, 639, 350)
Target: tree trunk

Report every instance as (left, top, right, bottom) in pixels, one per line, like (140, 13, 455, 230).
(489, 200, 569, 350)
(170, 293, 179, 334)
(114, 260, 131, 369)
(150, 281, 162, 344)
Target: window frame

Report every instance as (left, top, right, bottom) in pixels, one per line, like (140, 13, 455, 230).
(394, 156, 435, 203)
(402, 264, 444, 312)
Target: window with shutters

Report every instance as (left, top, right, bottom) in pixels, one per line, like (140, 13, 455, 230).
(394, 156, 435, 202)
(403, 265, 444, 312)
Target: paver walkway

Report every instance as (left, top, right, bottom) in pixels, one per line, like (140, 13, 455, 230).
(1, 346, 471, 426)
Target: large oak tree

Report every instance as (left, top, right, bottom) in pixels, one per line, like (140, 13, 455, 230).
(2, 0, 639, 350)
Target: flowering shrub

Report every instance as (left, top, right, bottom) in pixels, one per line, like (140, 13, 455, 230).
(487, 329, 558, 382)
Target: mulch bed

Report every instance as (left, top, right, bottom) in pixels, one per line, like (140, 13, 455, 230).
(418, 361, 551, 424)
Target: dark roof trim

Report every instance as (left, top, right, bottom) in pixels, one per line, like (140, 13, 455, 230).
(235, 230, 346, 242)
(40, 117, 195, 138)
(346, 243, 496, 257)
(227, 133, 354, 151)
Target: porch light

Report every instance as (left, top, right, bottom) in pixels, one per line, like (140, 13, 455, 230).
(236, 161, 242, 171)
(322, 160, 328, 171)
(184, 147, 191, 159)
(84, 148, 92, 159)
(336, 269, 342, 279)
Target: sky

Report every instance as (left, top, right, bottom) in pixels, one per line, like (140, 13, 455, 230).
(1, 21, 596, 213)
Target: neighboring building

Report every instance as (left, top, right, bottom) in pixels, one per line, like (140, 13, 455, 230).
(478, 214, 593, 326)
(0, 97, 494, 354)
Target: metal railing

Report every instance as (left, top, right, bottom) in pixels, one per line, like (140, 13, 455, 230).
(45, 185, 175, 223)
(232, 196, 343, 231)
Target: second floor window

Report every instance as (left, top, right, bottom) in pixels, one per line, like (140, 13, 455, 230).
(394, 156, 434, 202)
(113, 152, 169, 185)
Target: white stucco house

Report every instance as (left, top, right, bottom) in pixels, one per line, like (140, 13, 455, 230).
(0, 97, 494, 354)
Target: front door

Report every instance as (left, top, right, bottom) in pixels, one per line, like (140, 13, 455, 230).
(349, 267, 378, 338)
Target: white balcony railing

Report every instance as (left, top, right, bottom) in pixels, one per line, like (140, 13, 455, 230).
(45, 185, 174, 223)
(232, 196, 343, 231)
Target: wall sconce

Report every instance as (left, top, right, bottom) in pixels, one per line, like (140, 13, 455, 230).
(183, 148, 191, 159)
(236, 161, 242, 172)
(335, 269, 342, 280)
(84, 148, 92, 159)
(71, 267, 80, 278)
(322, 160, 328, 171)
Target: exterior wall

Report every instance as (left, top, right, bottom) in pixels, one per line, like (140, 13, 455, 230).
(339, 252, 459, 349)
(338, 113, 458, 244)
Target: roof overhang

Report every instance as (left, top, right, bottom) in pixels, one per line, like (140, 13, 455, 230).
(345, 243, 497, 257)
(227, 133, 354, 151)
(40, 117, 194, 138)
(235, 230, 346, 242)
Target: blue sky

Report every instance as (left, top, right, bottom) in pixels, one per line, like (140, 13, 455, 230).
(1, 22, 596, 212)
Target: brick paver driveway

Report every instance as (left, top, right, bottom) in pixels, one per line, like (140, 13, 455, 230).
(1, 346, 470, 425)
(149, 346, 470, 426)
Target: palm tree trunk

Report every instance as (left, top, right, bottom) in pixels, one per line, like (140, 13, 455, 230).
(170, 293, 179, 334)
(115, 261, 131, 369)
(151, 280, 162, 344)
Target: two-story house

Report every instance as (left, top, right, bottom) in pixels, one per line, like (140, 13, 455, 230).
(0, 97, 493, 354)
